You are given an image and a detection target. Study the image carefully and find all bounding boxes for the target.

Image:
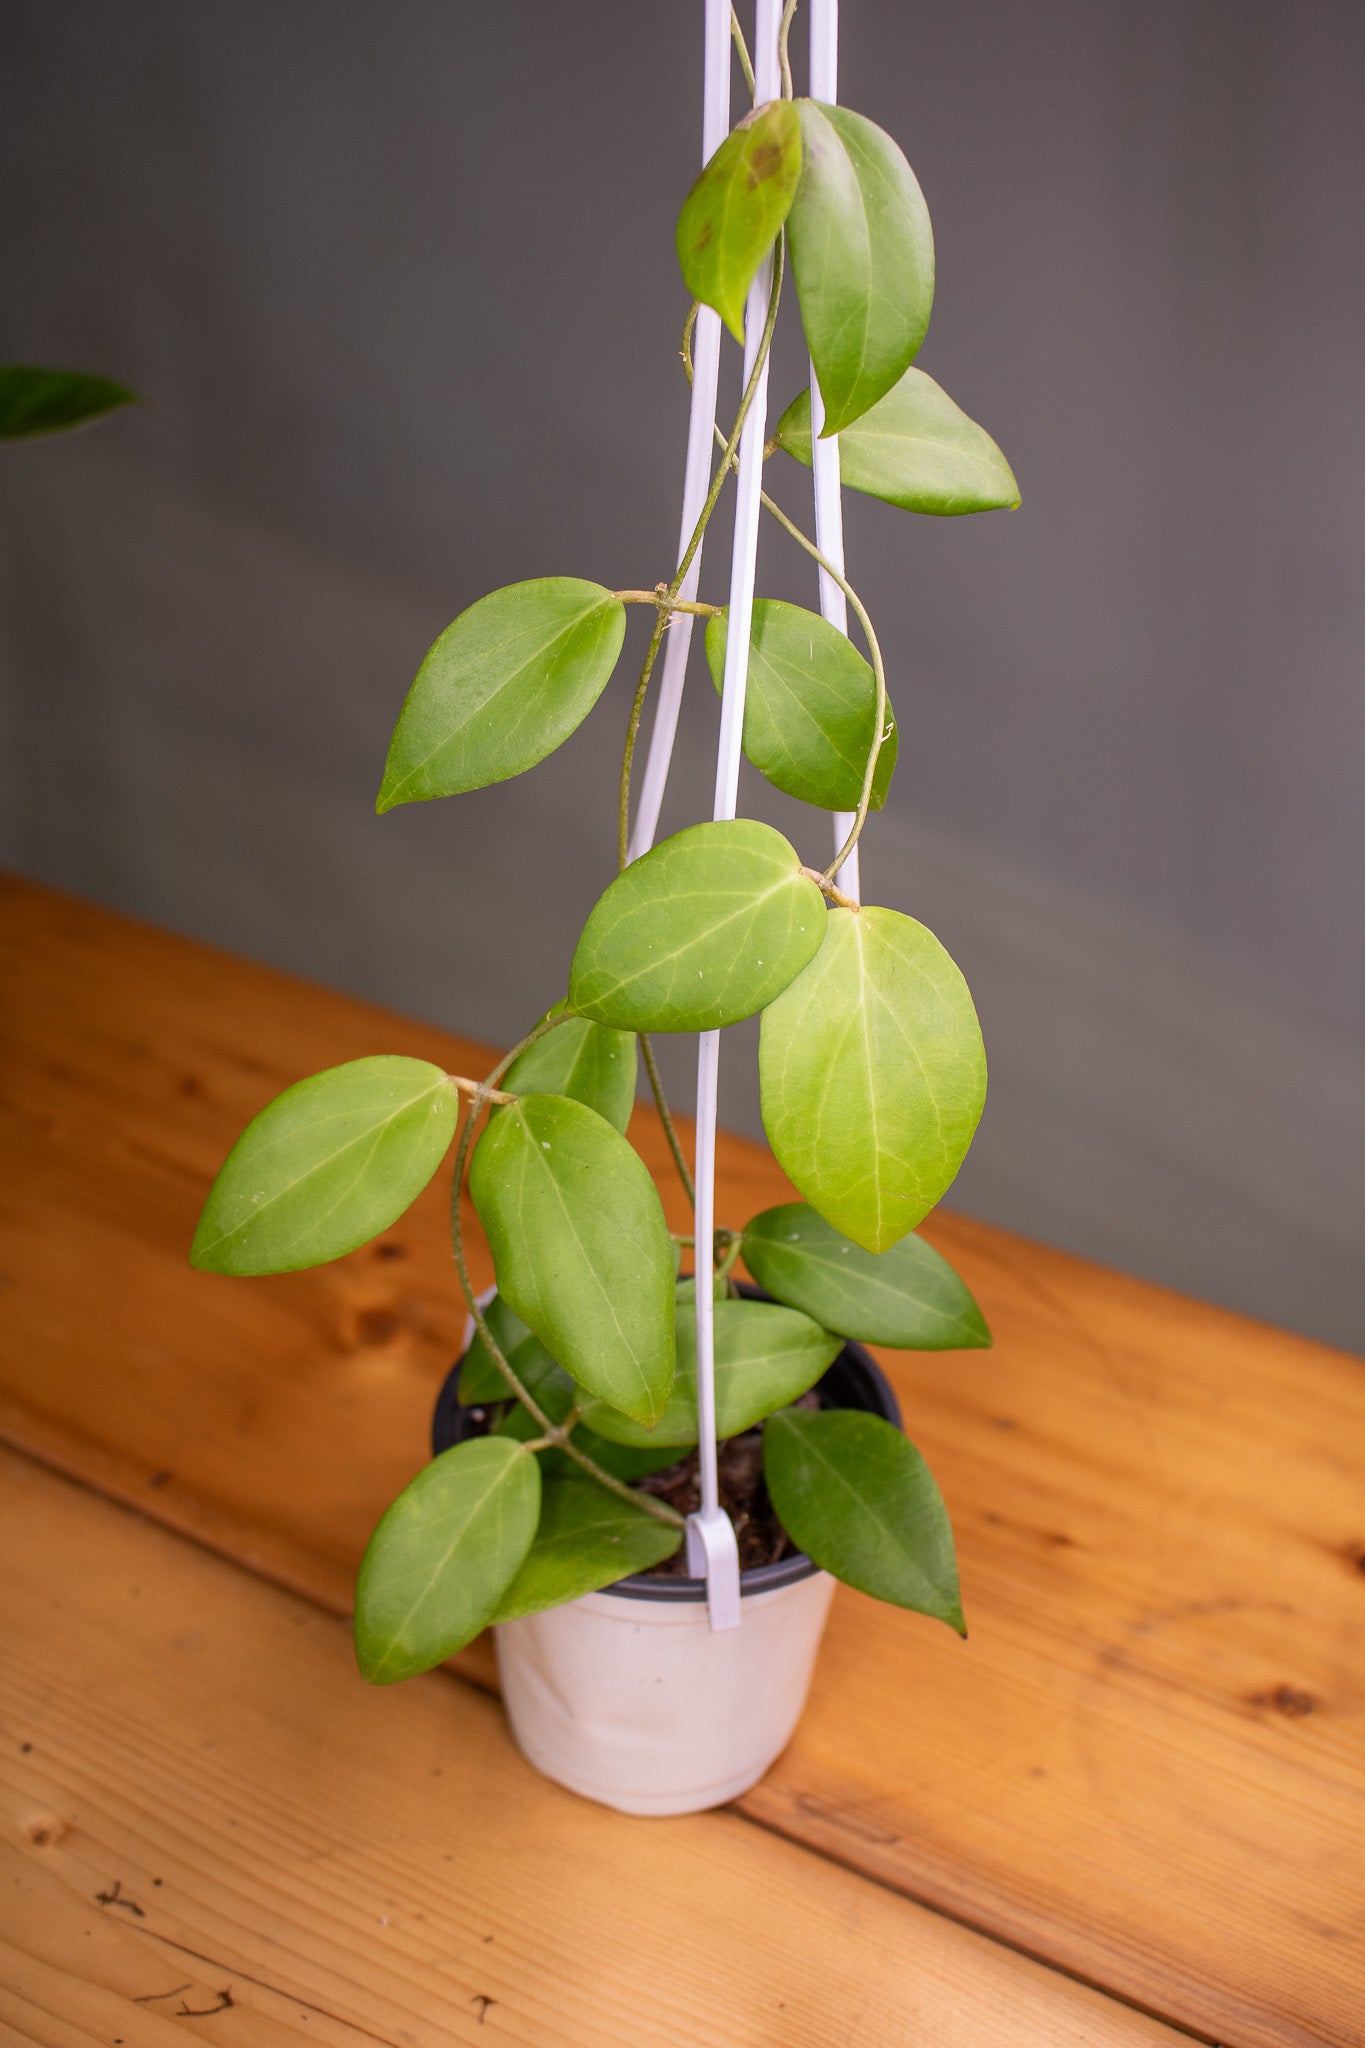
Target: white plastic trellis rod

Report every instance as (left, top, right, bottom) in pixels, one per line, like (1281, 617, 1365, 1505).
(627, 0, 731, 866)
(686, 0, 785, 1632)
(807, 0, 860, 905)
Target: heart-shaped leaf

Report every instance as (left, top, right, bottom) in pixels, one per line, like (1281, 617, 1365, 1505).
(774, 369, 1018, 516)
(501, 1013, 637, 1134)
(490, 1474, 681, 1622)
(569, 819, 826, 1033)
(676, 101, 803, 342)
(377, 579, 625, 811)
(705, 600, 896, 811)
(743, 1202, 990, 1349)
(579, 1298, 839, 1448)
(786, 102, 934, 434)
(469, 1093, 675, 1427)
(191, 1056, 458, 1275)
(759, 907, 986, 1253)
(0, 364, 137, 439)
(764, 1407, 964, 1631)
(354, 1437, 542, 1682)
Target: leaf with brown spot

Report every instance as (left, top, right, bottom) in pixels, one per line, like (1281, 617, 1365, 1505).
(676, 102, 802, 341)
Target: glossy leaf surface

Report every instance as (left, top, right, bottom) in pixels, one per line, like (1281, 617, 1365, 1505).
(0, 364, 136, 439)
(377, 579, 625, 810)
(676, 101, 802, 342)
(759, 907, 986, 1253)
(490, 1475, 681, 1621)
(354, 1438, 541, 1682)
(501, 1014, 637, 1134)
(764, 1407, 964, 1631)
(743, 1202, 990, 1349)
(569, 819, 826, 1033)
(786, 102, 934, 434)
(469, 1093, 675, 1427)
(775, 369, 1019, 516)
(705, 600, 896, 811)
(579, 1297, 839, 1448)
(191, 1056, 457, 1275)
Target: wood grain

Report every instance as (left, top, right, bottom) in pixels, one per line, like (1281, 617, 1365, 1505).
(0, 1448, 1186, 2047)
(2, 874, 1362, 2046)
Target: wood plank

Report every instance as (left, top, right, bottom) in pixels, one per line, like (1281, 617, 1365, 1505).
(0, 1448, 1185, 2047)
(2, 874, 1362, 2046)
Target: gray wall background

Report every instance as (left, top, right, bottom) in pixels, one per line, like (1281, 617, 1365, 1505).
(2, 2, 1362, 1349)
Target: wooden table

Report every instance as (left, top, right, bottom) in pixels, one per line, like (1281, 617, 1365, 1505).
(2, 874, 1361, 2047)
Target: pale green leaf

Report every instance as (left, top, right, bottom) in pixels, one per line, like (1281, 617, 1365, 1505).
(764, 1407, 964, 1631)
(705, 601, 896, 812)
(191, 1056, 457, 1275)
(568, 819, 826, 1033)
(775, 369, 1019, 516)
(490, 1475, 681, 1621)
(0, 364, 136, 439)
(579, 1297, 839, 1448)
(469, 1093, 675, 1427)
(676, 101, 803, 342)
(377, 579, 625, 810)
(354, 1437, 541, 1682)
(759, 907, 986, 1253)
(743, 1202, 990, 1349)
(501, 1013, 637, 1134)
(787, 102, 934, 434)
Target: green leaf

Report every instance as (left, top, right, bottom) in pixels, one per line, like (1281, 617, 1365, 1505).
(579, 1298, 839, 1448)
(469, 1093, 675, 1427)
(742, 1203, 990, 1350)
(774, 369, 1019, 516)
(759, 907, 986, 1254)
(457, 1292, 535, 1403)
(354, 1438, 541, 1682)
(764, 1407, 964, 1632)
(0, 364, 137, 440)
(501, 1014, 637, 1135)
(676, 101, 803, 342)
(488, 1339, 577, 1438)
(569, 1427, 683, 1481)
(490, 1475, 681, 1622)
(568, 819, 826, 1033)
(705, 601, 896, 812)
(786, 102, 934, 435)
(377, 579, 625, 811)
(191, 1056, 458, 1275)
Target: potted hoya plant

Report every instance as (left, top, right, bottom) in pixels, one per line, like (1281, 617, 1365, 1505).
(190, 3, 1017, 1815)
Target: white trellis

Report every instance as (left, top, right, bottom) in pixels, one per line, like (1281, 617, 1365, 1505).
(630, 0, 857, 1630)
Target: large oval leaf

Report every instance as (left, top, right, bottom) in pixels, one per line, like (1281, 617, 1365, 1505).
(743, 1202, 990, 1349)
(354, 1437, 541, 1683)
(676, 101, 803, 343)
(775, 369, 1018, 516)
(191, 1056, 458, 1275)
(568, 819, 826, 1033)
(500, 1013, 637, 1134)
(579, 1298, 839, 1448)
(764, 1406, 964, 1632)
(377, 579, 625, 811)
(705, 601, 896, 812)
(490, 1474, 681, 1622)
(469, 1092, 675, 1427)
(759, 907, 986, 1254)
(786, 102, 934, 435)
(0, 363, 137, 439)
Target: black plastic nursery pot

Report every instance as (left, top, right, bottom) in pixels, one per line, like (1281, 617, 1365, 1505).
(430, 1282, 902, 1604)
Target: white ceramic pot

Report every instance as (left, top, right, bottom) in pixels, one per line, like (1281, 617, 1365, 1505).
(434, 1288, 899, 1816)
(494, 1566, 836, 1815)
